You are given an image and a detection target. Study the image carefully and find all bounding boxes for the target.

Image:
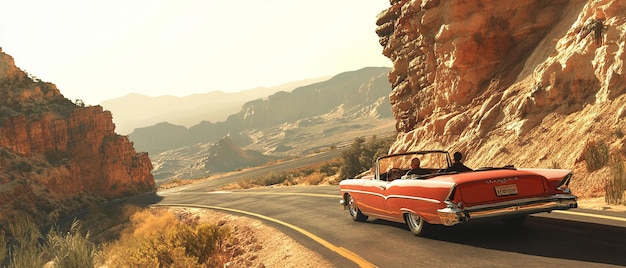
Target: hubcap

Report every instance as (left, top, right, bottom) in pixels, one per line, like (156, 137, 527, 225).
(407, 212, 422, 230)
(348, 196, 358, 216)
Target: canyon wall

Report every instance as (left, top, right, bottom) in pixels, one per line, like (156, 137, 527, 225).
(377, 0, 626, 197)
(0, 50, 154, 225)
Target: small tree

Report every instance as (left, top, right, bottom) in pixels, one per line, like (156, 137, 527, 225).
(339, 135, 394, 179)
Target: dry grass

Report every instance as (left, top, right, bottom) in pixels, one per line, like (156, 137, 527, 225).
(1, 208, 232, 268)
(227, 157, 342, 190)
(606, 158, 626, 205)
(581, 140, 610, 172)
(98, 208, 231, 267)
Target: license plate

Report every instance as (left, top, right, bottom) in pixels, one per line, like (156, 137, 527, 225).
(495, 184, 518, 196)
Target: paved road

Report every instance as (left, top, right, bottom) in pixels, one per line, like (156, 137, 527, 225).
(150, 154, 626, 268)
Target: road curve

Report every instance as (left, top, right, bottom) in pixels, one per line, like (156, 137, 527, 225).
(156, 182, 626, 267)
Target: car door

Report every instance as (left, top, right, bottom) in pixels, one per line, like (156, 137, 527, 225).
(358, 177, 389, 216)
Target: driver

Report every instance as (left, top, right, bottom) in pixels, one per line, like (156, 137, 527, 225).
(405, 158, 430, 176)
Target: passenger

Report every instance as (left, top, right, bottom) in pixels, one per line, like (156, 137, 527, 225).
(405, 158, 430, 176)
(446, 152, 473, 172)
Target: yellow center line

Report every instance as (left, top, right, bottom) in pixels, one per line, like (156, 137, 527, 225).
(215, 191, 339, 198)
(154, 203, 377, 268)
(553, 210, 626, 222)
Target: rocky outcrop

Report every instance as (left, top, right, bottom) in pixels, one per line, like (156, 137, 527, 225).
(377, 0, 626, 198)
(0, 50, 154, 226)
(202, 136, 275, 173)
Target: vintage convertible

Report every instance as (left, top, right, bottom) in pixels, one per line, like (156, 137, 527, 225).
(339, 150, 578, 236)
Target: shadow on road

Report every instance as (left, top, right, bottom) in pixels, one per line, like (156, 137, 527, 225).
(369, 216, 626, 266)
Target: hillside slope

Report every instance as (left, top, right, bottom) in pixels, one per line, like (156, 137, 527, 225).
(133, 67, 395, 182)
(130, 67, 393, 155)
(378, 0, 626, 198)
(0, 49, 155, 227)
(100, 76, 331, 134)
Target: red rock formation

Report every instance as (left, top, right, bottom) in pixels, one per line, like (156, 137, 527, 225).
(0, 51, 154, 225)
(377, 0, 626, 198)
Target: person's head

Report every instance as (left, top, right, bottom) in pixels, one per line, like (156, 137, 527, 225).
(453, 152, 463, 162)
(411, 158, 421, 168)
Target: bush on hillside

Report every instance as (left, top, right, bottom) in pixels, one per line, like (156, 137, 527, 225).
(339, 135, 394, 180)
(236, 158, 343, 188)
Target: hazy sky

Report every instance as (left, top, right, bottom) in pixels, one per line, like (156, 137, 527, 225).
(0, 1, 392, 105)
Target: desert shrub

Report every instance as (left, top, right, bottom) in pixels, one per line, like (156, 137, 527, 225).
(236, 158, 345, 188)
(339, 135, 394, 180)
(8, 160, 33, 173)
(606, 158, 626, 205)
(236, 179, 255, 189)
(99, 209, 230, 267)
(581, 140, 609, 172)
(44, 149, 68, 167)
(239, 171, 298, 187)
(320, 158, 342, 176)
(302, 172, 326, 185)
(175, 223, 230, 265)
(259, 172, 292, 186)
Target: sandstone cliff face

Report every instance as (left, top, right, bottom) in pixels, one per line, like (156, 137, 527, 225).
(0, 50, 154, 225)
(377, 0, 626, 198)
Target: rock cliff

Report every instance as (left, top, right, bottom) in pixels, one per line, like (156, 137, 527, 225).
(0, 50, 154, 226)
(377, 0, 626, 198)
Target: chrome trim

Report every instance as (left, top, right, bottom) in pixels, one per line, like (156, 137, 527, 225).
(387, 195, 441, 204)
(341, 189, 440, 203)
(437, 194, 578, 226)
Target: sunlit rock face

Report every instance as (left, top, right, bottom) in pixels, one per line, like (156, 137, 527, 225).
(0, 50, 154, 225)
(377, 0, 626, 198)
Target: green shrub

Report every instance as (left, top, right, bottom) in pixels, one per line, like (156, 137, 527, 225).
(339, 135, 394, 179)
(581, 140, 609, 172)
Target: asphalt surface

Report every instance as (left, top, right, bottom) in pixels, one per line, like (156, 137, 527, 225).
(145, 151, 626, 267)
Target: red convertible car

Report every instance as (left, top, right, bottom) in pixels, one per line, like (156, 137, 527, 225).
(339, 150, 578, 236)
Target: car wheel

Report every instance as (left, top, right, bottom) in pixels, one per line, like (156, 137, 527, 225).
(405, 212, 430, 236)
(346, 194, 368, 222)
(501, 215, 528, 225)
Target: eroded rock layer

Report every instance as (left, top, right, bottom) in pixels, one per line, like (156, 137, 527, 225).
(377, 0, 626, 197)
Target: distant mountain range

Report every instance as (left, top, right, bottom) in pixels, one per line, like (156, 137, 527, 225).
(100, 77, 331, 134)
(126, 67, 396, 182)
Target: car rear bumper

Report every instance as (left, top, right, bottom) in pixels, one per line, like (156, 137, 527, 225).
(436, 194, 578, 226)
